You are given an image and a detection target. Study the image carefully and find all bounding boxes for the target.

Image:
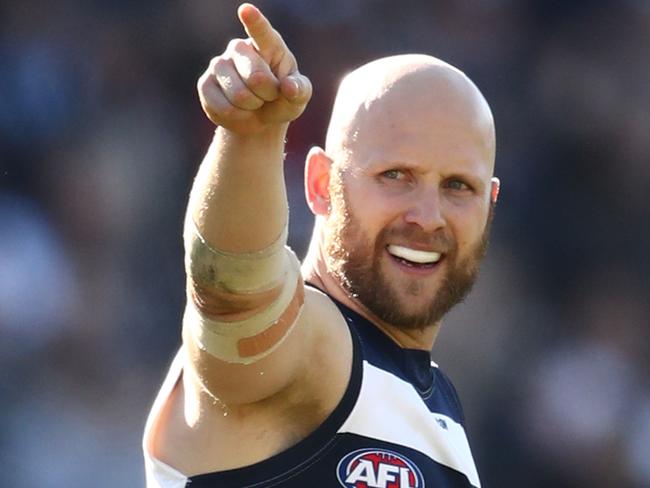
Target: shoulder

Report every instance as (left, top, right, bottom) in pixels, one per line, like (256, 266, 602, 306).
(300, 284, 352, 346)
(297, 284, 353, 379)
(286, 284, 354, 408)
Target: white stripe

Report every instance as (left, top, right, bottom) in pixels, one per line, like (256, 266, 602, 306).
(142, 350, 189, 488)
(339, 361, 481, 488)
(144, 455, 188, 488)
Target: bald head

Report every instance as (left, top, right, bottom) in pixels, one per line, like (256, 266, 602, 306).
(304, 55, 500, 333)
(325, 54, 496, 174)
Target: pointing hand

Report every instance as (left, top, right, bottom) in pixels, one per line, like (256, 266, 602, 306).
(197, 4, 312, 134)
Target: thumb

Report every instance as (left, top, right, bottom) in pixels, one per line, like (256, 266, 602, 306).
(280, 73, 312, 105)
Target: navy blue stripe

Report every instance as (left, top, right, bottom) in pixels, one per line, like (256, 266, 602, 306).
(328, 297, 466, 425)
(188, 433, 476, 487)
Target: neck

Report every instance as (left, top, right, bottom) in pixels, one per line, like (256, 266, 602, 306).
(301, 228, 441, 351)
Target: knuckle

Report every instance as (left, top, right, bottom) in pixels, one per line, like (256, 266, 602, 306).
(211, 57, 229, 73)
(247, 70, 272, 89)
(231, 38, 253, 54)
(208, 56, 222, 69)
(231, 88, 254, 106)
(196, 73, 211, 92)
(226, 38, 247, 52)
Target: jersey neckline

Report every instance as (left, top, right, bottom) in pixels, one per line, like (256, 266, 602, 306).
(323, 291, 435, 396)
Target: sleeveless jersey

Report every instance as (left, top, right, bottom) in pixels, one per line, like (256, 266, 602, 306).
(143, 297, 481, 488)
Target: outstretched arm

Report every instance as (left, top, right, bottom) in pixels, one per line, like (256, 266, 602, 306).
(190, 3, 311, 251)
(183, 4, 313, 404)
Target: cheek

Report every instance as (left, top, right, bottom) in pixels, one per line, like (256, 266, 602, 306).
(445, 202, 489, 250)
(344, 187, 398, 233)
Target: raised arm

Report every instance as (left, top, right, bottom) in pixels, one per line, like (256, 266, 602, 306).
(182, 4, 313, 404)
(190, 3, 311, 249)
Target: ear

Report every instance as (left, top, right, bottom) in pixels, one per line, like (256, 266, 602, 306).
(305, 146, 332, 216)
(490, 177, 500, 204)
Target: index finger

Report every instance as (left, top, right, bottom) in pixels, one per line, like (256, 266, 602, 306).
(237, 4, 285, 59)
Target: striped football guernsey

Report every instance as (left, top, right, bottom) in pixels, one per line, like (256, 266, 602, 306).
(144, 292, 481, 488)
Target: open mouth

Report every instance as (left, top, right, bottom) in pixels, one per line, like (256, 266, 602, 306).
(386, 244, 443, 268)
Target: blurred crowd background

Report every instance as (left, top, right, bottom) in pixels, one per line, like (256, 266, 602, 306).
(1, 0, 648, 486)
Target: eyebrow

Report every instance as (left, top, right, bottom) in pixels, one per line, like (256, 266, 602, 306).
(366, 160, 420, 172)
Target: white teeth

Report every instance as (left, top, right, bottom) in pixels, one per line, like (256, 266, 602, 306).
(387, 245, 441, 264)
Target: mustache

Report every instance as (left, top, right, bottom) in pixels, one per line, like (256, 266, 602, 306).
(378, 226, 456, 253)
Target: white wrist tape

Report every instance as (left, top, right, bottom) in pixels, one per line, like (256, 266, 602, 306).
(184, 251, 303, 364)
(184, 215, 289, 293)
(183, 217, 304, 364)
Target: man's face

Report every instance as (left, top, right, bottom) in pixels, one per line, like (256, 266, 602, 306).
(325, 179, 494, 329)
(322, 82, 496, 330)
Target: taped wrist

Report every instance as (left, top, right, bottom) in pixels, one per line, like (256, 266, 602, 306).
(183, 217, 304, 365)
(184, 216, 290, 294)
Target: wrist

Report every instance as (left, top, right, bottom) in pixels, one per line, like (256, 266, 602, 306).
(215, 123, 289, 145)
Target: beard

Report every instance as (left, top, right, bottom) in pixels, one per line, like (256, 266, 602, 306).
(324, 186, 494, 331)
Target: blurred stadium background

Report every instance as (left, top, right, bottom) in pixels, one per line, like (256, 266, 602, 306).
(1, 0, 648, 486)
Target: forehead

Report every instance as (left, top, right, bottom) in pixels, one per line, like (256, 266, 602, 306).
(343, 86, 495, 181)
(330, 63, 495, 174)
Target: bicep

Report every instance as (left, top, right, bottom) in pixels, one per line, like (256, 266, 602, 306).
(181, 284, 350, 407)
(181, 296, 311, 405)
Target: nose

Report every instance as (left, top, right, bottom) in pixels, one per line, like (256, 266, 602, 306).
(403, 187, 446, 232)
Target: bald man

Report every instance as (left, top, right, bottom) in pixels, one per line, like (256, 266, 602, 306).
(143, 4, 498, 488)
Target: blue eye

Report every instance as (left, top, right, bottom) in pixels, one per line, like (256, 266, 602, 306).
(382, 169, 403, 180)
(445, 179, 471, 191)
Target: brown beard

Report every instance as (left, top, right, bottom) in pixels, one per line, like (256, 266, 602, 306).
(324, 182, 494, 330)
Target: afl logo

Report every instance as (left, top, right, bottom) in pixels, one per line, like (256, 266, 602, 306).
(336, 448, 425, 488)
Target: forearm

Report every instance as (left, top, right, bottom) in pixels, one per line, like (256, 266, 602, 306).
(180, 4, 311, 371)
(187, 124, 289, 253)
